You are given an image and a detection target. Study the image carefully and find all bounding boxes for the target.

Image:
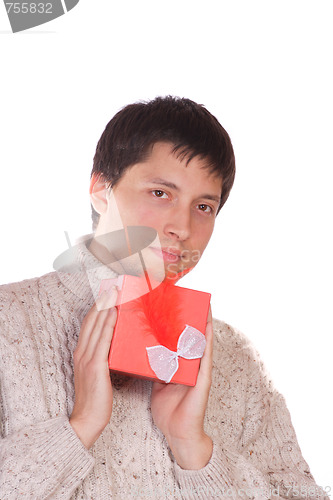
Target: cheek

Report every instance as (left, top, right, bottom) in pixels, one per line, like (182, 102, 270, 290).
(114, 190, 164, 234)
(193, 223, 214, 252)
(123, 204, 162, 230)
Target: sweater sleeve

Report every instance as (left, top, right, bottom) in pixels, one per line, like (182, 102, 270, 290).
(0, 285, 95, 499)
(173, 326, 329, 500)
(174, 401, 328, 499)
(0, 416, 95, 499)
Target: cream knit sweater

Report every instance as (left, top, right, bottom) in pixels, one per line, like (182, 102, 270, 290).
(0, 242, 327, 499)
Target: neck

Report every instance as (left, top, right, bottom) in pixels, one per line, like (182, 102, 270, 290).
(87, 236, 127, 275)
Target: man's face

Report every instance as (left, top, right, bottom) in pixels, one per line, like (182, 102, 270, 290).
(94, 142, 222, 281)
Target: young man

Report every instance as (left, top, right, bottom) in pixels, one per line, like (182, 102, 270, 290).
(0, 97, 327, 499)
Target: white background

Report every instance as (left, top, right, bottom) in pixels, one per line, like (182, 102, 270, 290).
(0, 0, 332, 488)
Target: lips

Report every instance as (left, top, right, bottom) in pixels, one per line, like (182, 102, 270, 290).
(162, 247, 182, 257)
(149, 246, 183, 263)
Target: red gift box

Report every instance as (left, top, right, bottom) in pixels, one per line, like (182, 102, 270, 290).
(99, 275, 211, 386)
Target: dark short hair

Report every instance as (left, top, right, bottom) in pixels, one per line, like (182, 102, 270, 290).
(90, 96, 235, 231)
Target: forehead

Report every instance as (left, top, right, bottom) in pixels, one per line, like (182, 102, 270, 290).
(125, 142, 223, 193)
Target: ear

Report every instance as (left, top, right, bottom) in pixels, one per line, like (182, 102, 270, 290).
(89, 174, 109, 215)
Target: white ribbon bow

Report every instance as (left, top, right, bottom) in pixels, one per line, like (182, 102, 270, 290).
(146, 325, 206, 383)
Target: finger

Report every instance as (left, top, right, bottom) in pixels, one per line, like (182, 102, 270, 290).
(200, 303, 213, 375)
(96, 287, 118, 311)
(75, 298, 105, 354)
(195, 320, 213, 390)
(93, 306, 118, 362)
(207, 303, 212, 323)
(83, 290, 118, 359)
(76, 289, 117, 355)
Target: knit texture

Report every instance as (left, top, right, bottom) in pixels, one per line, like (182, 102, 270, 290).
(0, 241, 327, 499)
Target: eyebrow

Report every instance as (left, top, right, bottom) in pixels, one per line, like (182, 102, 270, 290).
(145, 177, 221, 204)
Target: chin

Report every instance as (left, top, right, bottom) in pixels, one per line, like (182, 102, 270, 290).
(164, 264, 194, 284)
(114, 248, 166, 285)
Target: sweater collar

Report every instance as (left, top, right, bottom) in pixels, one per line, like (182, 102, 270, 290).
(55, 234, 118, 301)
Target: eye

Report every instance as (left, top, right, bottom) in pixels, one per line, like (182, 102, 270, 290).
(197, 203, 213, 214)
(152, 189, 168, 199)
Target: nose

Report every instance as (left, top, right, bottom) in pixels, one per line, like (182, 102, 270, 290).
(163, 207, 191, 241)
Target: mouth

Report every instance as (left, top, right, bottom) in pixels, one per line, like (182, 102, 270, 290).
(149, 246, 182, 263)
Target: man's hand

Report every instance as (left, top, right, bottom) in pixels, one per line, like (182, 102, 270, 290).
(70, 288, 117, 449)
(151, 307, 214, 470)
